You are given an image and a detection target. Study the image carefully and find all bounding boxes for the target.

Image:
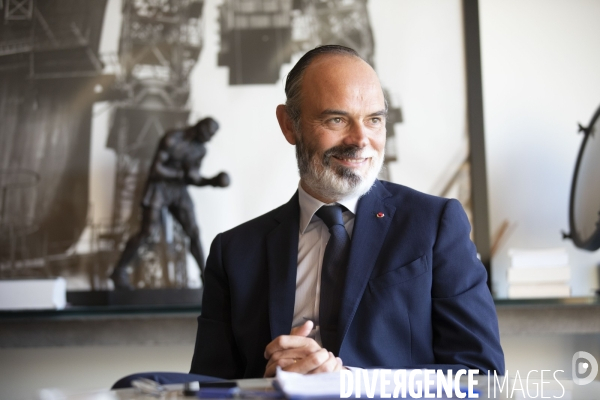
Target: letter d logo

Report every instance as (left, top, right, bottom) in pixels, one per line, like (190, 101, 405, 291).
(572, 351, 598, 385)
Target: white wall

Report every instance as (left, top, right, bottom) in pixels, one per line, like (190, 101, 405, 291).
(479, 0, 600, 297)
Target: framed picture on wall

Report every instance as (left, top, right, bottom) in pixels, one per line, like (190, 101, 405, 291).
(0, 0, 490, 301)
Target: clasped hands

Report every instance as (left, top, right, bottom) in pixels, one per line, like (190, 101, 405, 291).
(263, 320, 344, 377)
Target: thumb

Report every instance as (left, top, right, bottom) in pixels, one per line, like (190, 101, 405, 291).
(290, 320, 313, 337)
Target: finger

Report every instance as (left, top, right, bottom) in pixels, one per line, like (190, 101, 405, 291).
(283, 348, 330, 375)
(308, 352, 343, 374)
(264, 345, 325, 377)
(265, 345, 341, 376)
(264, 357, 297, 378)
(267, 348, 319, 368)
(265, 356, 295, 374)
(264, 335, 320, 359)
(290, 320, 313, 337)
(265, 350, 302, 371)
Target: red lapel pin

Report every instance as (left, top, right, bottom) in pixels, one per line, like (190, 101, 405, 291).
(376, 212, 385, 218)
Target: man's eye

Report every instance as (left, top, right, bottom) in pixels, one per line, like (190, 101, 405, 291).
(371, 117, 382, 124)
(325, 117, 344, 128)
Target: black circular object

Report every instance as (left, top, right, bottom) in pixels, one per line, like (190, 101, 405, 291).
(568, 104, 600, 250)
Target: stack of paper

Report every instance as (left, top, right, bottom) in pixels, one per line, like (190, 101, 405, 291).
(507, 248, 570, 299)
(0, 278, 67, 310)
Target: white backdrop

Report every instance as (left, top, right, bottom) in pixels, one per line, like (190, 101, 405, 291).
(480, 0, 600, 297)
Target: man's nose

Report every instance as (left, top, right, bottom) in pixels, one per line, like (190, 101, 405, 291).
(344, 122, 369, 147)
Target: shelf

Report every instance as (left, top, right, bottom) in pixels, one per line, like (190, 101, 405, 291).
(0, 304, 202, 321)
(0, 288, 203, 321)
(1, 297, 599, 348)
(493, 296, 600, 336)
(494, 296, 600, 307)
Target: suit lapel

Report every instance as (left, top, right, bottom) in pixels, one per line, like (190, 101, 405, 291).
(338, 181, 396, 347)
(267, 192, 300, 340)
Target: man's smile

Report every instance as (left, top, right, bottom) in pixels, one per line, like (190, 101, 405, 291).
(331, 156, 370, 167)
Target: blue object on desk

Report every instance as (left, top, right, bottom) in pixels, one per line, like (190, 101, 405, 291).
(197, 387, 239, 398)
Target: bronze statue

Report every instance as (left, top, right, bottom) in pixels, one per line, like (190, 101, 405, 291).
(110, 117, 229, 290)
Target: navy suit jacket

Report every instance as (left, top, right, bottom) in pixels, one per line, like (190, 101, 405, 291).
(190, 180, 505, 378)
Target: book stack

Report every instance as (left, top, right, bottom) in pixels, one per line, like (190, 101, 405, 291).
(0, 278, 66, 310)
(507, 248, 571, 299)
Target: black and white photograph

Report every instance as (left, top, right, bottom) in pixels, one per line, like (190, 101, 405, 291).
(0, 0, 470, 291)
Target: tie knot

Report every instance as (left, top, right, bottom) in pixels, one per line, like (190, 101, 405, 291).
(315, 205, 345, 229)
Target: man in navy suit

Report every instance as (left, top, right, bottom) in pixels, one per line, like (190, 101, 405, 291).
(190, 45, 504, 379)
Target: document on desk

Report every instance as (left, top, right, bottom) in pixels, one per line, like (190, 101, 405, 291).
(275, 368, 475, 399)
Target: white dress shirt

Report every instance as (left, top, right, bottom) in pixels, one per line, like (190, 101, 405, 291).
(293, 182, 359, 345)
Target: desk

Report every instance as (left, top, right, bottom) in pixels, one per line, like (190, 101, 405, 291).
(36, 377, 600, 399)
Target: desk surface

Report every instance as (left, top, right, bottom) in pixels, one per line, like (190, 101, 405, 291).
(39, 377, 600, 400)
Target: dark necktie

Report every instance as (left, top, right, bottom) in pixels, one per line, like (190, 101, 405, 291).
(316, 205, 350, 355)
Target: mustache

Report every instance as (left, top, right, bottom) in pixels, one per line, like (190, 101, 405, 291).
(323, 145, 375, 164)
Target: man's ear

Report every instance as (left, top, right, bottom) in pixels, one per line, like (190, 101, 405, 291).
(276, 104, 297, 145)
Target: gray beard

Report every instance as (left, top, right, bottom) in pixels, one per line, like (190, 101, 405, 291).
(295, 135, 384, 202)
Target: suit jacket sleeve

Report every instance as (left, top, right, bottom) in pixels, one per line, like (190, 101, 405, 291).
(430, 199, 505, 373)
(190, 233, 242, 378)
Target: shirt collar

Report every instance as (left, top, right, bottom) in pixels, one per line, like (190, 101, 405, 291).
(297, 182, 359, 234)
